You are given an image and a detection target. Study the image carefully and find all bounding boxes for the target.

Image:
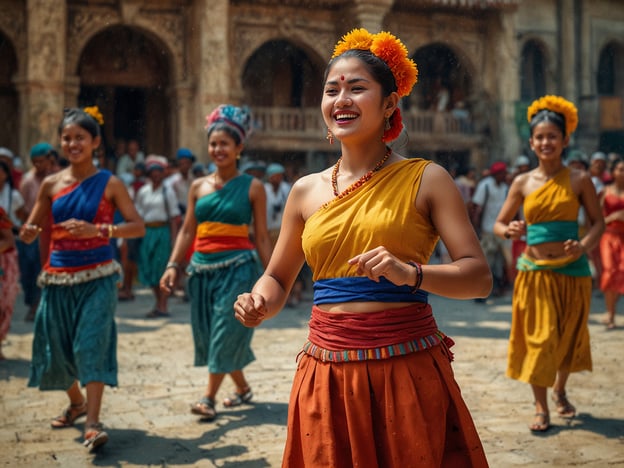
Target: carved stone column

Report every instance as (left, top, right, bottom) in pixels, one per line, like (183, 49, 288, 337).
(196, 0, 231, 122)
(20, 0, 67, 148)
(168, 81, 200, 161)
(350, 0, 393, 32)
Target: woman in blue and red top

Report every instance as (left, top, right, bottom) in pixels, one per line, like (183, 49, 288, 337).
(19, 107, 145, 451)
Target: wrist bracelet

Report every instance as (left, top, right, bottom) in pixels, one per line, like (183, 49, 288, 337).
(166, 262, 180, 270)
(407, 261, 423, 293)
(108, 224, 115, 238)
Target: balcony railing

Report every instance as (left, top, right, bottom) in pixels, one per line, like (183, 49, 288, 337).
(251, 106, 475, 140)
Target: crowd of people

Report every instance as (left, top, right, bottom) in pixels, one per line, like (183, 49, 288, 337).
(0, 25, 620, 465)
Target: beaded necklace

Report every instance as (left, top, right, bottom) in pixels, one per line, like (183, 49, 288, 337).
(331, 146, 392, 198)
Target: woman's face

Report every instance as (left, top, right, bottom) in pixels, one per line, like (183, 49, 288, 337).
(60, 123, 100, 165)
(322, 57, 391, 145)
(208, 129, 243, 168)
(612, 161, 624, 185)
(529, 121, 569, 163)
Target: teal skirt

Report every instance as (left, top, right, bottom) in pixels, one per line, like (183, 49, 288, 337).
(28, 274, 119, 390)
(139, 225, 171, 286)
(188, 252, 261, 373)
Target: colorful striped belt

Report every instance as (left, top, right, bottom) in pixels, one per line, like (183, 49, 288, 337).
(300, 331, 447, 363)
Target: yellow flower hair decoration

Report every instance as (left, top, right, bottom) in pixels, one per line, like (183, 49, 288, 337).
(527, 95, 578, 136)
(332, 28, 418, 97)
(83, 106, 104, 125)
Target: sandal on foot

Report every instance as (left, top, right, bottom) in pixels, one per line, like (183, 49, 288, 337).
(145, 309, 170, 318)
(223, 387, 253, 407)
(191, 397, 217, 421)
(552, 390, 576, 418)
(529, 412, 550, 432)
(51, 401, 87, 429)
(83, 423, 108, 452)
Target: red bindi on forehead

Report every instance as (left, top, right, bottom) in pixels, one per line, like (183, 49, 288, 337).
(340, 75, 345, 81)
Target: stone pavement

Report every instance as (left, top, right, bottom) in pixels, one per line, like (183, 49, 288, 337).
(1, 287, 623, 467)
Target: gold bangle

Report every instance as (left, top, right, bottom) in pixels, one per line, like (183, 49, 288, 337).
(108, 224, 114, 238)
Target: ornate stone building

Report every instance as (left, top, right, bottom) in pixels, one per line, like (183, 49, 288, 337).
(0, 0, 622, 173)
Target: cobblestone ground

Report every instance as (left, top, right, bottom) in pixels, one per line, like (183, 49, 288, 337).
(1, 287, 623, 467)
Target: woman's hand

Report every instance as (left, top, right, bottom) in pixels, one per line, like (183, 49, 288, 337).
(58, 218, 99, 238)
(19, 223, 42, 244)
(159, 267, 178, 295)
(235, 292, 267, 328)
(504, 220, 526, 240)
(563, 239, 586, 259)
(348, 246, 414, 287)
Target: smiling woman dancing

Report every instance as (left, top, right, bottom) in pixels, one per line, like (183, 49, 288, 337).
(20, 107, 145, 451)
(494, 96, 604, 432)
(235, 29, 491, 467)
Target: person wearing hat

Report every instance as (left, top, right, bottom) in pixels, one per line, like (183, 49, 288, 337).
(17, 142, 57, 321)
(159, 104, 271, 422)
(470, 160, 511, 298)
(135, 155, 181, 317)
(167, 148, 196, 216)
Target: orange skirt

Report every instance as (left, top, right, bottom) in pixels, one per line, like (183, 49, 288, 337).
(283, 346, 488, 468)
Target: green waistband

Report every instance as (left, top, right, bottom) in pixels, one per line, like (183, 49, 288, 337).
(526, 220, 578, 245)
(516, 253, 591, 277)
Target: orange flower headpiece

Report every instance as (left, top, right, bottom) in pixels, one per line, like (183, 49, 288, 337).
(527, 95, 578, 136)
(332, 28, 418, 97)
(83, 106, 104, 125)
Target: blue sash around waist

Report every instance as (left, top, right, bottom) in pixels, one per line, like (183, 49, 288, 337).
(313, 276, 428, 305)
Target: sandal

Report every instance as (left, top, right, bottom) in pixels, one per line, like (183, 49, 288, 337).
(51, 401, 87, 429)
(145, 309, 170, 318)
(529, 412, 550, 432)
(223, 387, 253, 407)
(191, 396, 217, 421)
(552, 390, 576, 418)
(83, 422, 109, 452)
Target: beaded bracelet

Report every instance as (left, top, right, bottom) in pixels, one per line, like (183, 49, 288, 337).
(166, 261, 180, 270)
(407, 261, 423, 293)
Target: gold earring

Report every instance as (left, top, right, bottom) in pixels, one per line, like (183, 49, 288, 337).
(384, 117, 391, 131)
(326, 128, 334, 145)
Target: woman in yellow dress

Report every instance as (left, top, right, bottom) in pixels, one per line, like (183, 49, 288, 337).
(493, 96, 604, 432)
(235, 29, 491, 467)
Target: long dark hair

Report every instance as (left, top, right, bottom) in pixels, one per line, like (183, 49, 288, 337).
(0, 161, 14, 189)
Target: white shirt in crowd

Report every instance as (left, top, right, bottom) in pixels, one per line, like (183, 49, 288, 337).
(135, 183, 180, 223)
(471, 176, 508, 234)
(264, 180, 291, 231)
(0, 184, 24, 227)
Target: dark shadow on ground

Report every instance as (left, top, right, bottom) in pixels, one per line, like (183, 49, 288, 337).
(88, 402, 288, 467)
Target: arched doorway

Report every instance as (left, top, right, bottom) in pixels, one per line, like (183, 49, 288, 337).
(0, 32, 18, 155)
(520, 40, 547, 102)
(597, 41, 624, 153)
(77, 26, 172, 164)
(242, 40, 325, 171)
(407, 43, 472, 112)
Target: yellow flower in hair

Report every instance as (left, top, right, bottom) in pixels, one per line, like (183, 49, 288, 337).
(527, 95, 578, 136)
(331, 28, 418, 97)
(332, 28, 374, 58)
(83, 106, 104, 125)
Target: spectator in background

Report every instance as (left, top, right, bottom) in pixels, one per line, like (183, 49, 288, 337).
(471, 161, 510, 299)
(241, 160, 267, 180)
(135, 155, 181, 317)
(167, 148, 196, 215)
(0, 147, 23, 191)
(117, 161, 146, 302)
(0, 205, 18, 360)
(599, 158, 624, 330)
(115, 139, 145, 179)
(589, 151, 607, 195)
(18, 143, 56, 321)
(264, 163, 290, 247)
